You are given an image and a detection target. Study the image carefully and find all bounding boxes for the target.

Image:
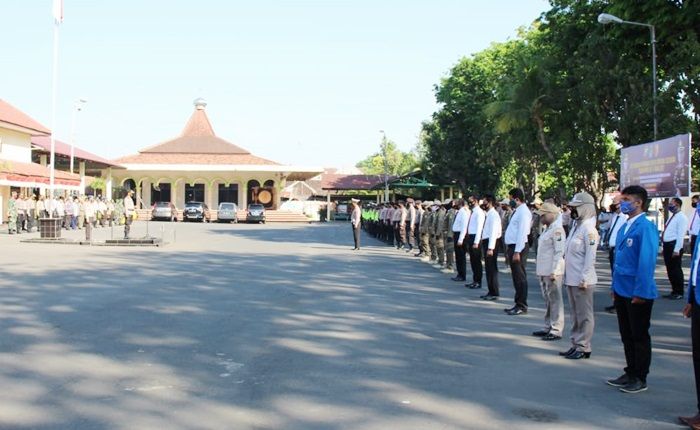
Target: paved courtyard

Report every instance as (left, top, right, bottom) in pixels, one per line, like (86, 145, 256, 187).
(0, 221, 695, 429)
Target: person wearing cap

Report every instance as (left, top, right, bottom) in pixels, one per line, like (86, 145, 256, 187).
(419, 201, 432, 260)
(398, 200, 408, 250)
(560, 192, 599, 359)
(123, 189, 136, 239)
(532, 201, 566, 339)
(84, 196, 96, 241)
(503, 188, 532, 315)
(480, 194, 502, 300)
(443, 199, 456, 273)
(406, 199, 416, 252)
(606, 185, 658, 394)
(350, 198, 361, 250)
(413, 200, 423, 256)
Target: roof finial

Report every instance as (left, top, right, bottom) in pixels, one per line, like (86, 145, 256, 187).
(193, 97, 207, 110)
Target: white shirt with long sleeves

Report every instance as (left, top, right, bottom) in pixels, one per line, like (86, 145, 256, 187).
(688, 209, 700, 236)
(481, 208, 502, 250)
(454, 207, 471, 243)
(468, 206, 485, 242)
(504, 203, 532, 253)
(663, 211, 688, 253)
(608, 212, 628, 248)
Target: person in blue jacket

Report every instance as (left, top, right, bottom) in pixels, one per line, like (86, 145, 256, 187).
(605, 185, 659, 394)
(679, 203, 700, 428)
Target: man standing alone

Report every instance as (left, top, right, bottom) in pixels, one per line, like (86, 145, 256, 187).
(351, 198, 361, 250)
(123, 190, 135, 240)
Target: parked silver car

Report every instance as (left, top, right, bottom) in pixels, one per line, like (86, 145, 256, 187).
(151, 201, 177, 222)
(217, 202, 238, 223)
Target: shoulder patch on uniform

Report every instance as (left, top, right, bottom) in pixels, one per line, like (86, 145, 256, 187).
(626, 238, 634, 247)
(554, 231, 562, 241)
(588, 232, 597, 245)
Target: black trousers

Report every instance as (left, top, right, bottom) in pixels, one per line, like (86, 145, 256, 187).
(614, 294, 654, 383)
(662, 240, 685, 295)
(467, 234, 483, 284)
(352, 225, 360, 249)
(692, 303, 700, 412)
(608, 247, 615, 273)
(454, 232, 467, 278)
(482, 239, 500, 297)
(506, 244, 529, 309)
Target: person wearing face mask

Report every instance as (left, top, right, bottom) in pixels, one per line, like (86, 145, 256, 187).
(603, 197, 628, 313)
(661, 197, 688, 300)
(503, 188, 532, 315)
(480, 195, 502, 300)
(680, 215, 700, 428)
(533, 202, 566, 340)
(465, 195, 485, 289)
(689, 195, 700, 258)
(560, 192, 599, 359)
(606, 185, 658, 394)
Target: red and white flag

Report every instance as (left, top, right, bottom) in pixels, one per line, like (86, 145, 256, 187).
(52, 0, 63, 25)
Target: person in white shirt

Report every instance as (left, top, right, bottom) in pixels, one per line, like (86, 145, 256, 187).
(350, 198, 361, 250)
(603, 197, 629, 313)
(689, 195, 700, 258)
(662, 197, 689, 299)
(452, 199, 470, 282)
(480, 195, 502, 300)
(84, 196, 96, 241)
(465, 195, 485, 289)
(503, 188, 533, 315)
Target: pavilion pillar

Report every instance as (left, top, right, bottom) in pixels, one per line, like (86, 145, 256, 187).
(326, 192, 331, 221)
(78, 161, 86, 195)
(135, 181, 142, 209)
(449, 186, 453, 199)
(105, 168, 113, 200)
(241, 181, 248, 209)
(440, 188, 445, 201)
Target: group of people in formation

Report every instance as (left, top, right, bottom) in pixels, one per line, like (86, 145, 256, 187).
(355, 184, 700, 418)
(6, 188, 137, 240)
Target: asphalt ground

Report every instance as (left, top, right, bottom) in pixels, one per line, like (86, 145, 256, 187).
(0, 221, 694, 429)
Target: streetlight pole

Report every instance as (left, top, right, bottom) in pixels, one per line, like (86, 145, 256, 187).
(598, 13, 657, 141)
(69, 98, 87, 174)
(379, 130, 389, 202)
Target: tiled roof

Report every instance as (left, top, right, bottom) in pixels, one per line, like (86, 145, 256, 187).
(115, 152, 280, 166)
(0, 99, 51, 136)
(321, 174, 391, 190)
(0, 159, 81, 186)
(31, 136, 120, 167)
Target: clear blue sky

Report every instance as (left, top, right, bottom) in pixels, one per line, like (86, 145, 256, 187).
(1, 0, 548, 168)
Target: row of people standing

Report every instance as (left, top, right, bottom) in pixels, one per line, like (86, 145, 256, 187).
(360, 185, 664, 396)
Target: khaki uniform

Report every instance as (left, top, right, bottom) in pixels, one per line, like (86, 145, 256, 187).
(419, 208, 431, 257)
(433, 207, 446, 265)
(429, 210, 437, 261)
(444, 207, 456, 269)
(7, 197, 17, 234)
(564, 217, 599, 353)
(535, 218, 566, 336)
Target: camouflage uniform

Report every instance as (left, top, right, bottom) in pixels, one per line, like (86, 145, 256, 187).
(433, 203, 446, 266)
(429, 207, 438, 262)
(444, 202, 456, 270)
(7, 195, 17, 234)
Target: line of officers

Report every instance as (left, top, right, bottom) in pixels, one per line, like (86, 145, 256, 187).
(362, 185, 671, 396)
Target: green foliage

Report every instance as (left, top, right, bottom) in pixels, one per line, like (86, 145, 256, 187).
(355, 137, 421, 176)
(421, 0, 699, 202)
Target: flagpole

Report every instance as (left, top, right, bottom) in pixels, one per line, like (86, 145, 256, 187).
(49, 16, 59, 216)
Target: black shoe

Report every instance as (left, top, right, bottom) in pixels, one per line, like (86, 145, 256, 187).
(483, 295, 498, 301)
(532, 330, 550, 337)
(504, 306, 516, 313)
(559, 347, 576, 357)
(506, 307, 527, 316)
(669, 293, 684, 300)
(469, 283, 482, 290)
(451, 276, 465, 282)
(619, 379, 647, 394)
(565, 351, 591, 360)
(541, 333, 562, 341)
(606, 373, 632, 388)
(604, 305, 616, 314)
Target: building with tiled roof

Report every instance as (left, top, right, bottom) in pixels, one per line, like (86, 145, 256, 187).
(106, 98, 322, 210)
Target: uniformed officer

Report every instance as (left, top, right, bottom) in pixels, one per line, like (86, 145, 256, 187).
(406, 198, 416, 252)
(533, 202, 566, 341)
(123, 190, 135, 239)
(561, 192, 599, 359)
(443, 199, 456, 273)
(606, 185, 658, 394)
(16, 195, 27, 233)
(433, 200, 446, 268)
(419, 201, 431, 261)
(398, 201, 407, 250)
(350, 198, 361, 250)
(429, 202, 438, 263)
(7, 191, 18, 234)
(413, 200, 423, 256)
